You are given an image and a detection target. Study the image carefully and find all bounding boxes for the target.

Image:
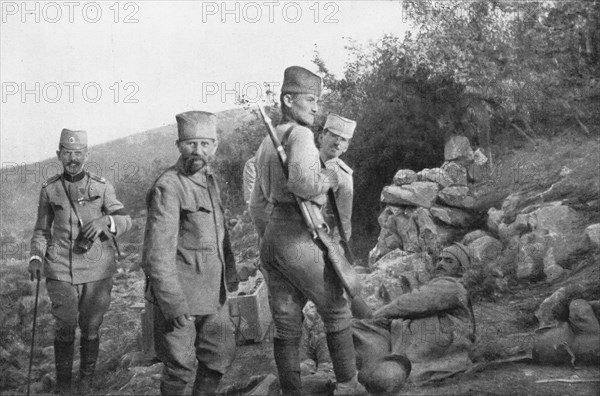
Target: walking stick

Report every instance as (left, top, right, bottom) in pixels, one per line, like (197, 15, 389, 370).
(27, 271, 41, 396)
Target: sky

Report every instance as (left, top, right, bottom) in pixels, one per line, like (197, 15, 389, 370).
(1, 0, 409, 164)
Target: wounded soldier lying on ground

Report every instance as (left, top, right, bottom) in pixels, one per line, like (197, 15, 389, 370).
(352, 243, 477, 394)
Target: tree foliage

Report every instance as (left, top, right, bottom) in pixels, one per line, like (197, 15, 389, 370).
(313, 0, 599, 258)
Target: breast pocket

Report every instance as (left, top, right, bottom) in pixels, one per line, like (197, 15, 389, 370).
(180, 205, 214, 250)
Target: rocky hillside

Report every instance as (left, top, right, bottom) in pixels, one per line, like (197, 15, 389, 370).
(2, 133, 599, 395)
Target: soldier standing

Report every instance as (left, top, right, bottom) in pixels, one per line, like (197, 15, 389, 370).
(28, 129, 132, 394)
(142, 111, 239, 396)
(249, 66, 364, 395)
(318, 113, 356, 240)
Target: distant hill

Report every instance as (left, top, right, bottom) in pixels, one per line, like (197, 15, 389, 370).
(0, 107, 258, 244)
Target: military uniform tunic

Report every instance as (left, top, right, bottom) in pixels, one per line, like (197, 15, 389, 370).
(30, 172, 131, 284)
(250, 122, 352, 340)
(323, 157, 353, 239)
(142, 158, 239, 319)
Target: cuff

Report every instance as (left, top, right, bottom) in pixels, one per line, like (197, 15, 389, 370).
(29, 255, 43, 263)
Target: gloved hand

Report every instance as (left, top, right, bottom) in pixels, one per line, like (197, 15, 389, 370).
(28, 258, 42, 281)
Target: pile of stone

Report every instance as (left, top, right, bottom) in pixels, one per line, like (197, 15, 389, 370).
(362, 135, 487, 308)
(369, 135, 483, 265)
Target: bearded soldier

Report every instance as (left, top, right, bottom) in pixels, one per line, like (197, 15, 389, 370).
(29, 129, 132, 394)
(250, 66, 364, 395)
(142, 111, 239, 396)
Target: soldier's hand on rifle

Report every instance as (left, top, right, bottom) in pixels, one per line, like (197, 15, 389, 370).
(28, 259, 42, 281)
(171, 314, 193, 329)
(81, 215, 111, 240)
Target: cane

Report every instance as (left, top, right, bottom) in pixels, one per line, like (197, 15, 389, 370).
(26, 270, 41, 396)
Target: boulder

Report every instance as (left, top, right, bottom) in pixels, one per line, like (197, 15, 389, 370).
(467, 236, 503, 267)
(516, 232, 546, 281)
(389, 210, 419, 253)
(431, 206, 474, 228)
(529, 204, 590, 266)
(444, 135, 474, 162)
(585, 223, 600, 250)
(417, 168, 454, 188)
(535, 287, 568, 329)
(461, 230, 490, 246)
(498, 213, 532, 242)
(437, 186, 476, 209)
(486, 208, 504, 236)
(412, 207, 439, 253)
(381, 182, 439, 208)
(441, 161, 468, 186)
(393, 169, 418, 186)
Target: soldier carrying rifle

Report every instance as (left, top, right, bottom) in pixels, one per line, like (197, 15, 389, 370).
(250, 66, 366, 395)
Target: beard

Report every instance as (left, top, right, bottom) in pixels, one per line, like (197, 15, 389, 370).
(182, 154, 209, 174)
(64, 161, 83, 175)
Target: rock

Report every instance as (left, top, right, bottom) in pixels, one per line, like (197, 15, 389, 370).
(437, 186, 476, 209)
(393, 169, 418, 186)
(516, 232, 546, 281)
(431, 206, 474, 228)
(412, 207, 439, 253)
(441, 161, 468, 186)
(377, 206, 398, 228)
(501, 192, 522, 223)
(444, 135, 474, 162)
(389, 210, 419, 253)
(461, 230, 490, 246)
(535, 287, 568, 329)
(486, 208, 504, 236)
(417, 168, 454, 187)
(467, 236, 503, 267)
(473, 148, 488, 165)
(544, 265, 565, 282)
(530, 204, 590, 266)
(381, 182, 439, 208)
(435, 224, 465, 247)
(498, 213, 531, 242)
(585, 223, 600, 250)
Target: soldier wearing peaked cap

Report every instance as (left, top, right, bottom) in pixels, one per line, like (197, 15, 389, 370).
(29, 128, 132, 394)
(141, 111, 240, 396)
(249, 67, 365, 395)
(319, 113, 357, 241)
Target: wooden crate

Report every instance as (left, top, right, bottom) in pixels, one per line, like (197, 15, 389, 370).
(228, 275, 272, 344)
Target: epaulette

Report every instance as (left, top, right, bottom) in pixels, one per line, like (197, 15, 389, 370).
(42, 174, 61, 188)
(333, 158, 353, 175)
(87, 172, 106, 183)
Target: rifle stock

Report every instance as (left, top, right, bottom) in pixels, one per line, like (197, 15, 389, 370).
(256, 104, 372, 319)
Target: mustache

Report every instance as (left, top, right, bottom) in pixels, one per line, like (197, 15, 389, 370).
(67, 161, 81, 167)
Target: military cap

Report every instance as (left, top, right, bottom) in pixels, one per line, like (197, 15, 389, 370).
(175, 111, 217, 141)
(281, 66, 322, 97)
(439, 243, 471, 269)
(59, 129, 87, 150)
(324, 113, 356, 139)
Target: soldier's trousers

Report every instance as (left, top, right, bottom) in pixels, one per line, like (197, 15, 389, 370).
(153, 302, 236, 395)
(260, 205, 352, 340)
(46, 277, 113, 341)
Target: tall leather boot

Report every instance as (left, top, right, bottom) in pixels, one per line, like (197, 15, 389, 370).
(54, 339, 74, 395)
(273, 337, 301, 396)
(192, 363, 223, 396)
(78, 337, 99, 394)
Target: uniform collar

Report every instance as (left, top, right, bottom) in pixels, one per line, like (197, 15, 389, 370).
(62, 171, 86, 183)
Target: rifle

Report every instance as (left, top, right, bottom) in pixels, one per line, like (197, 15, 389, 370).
(257, 104, 372, 319)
